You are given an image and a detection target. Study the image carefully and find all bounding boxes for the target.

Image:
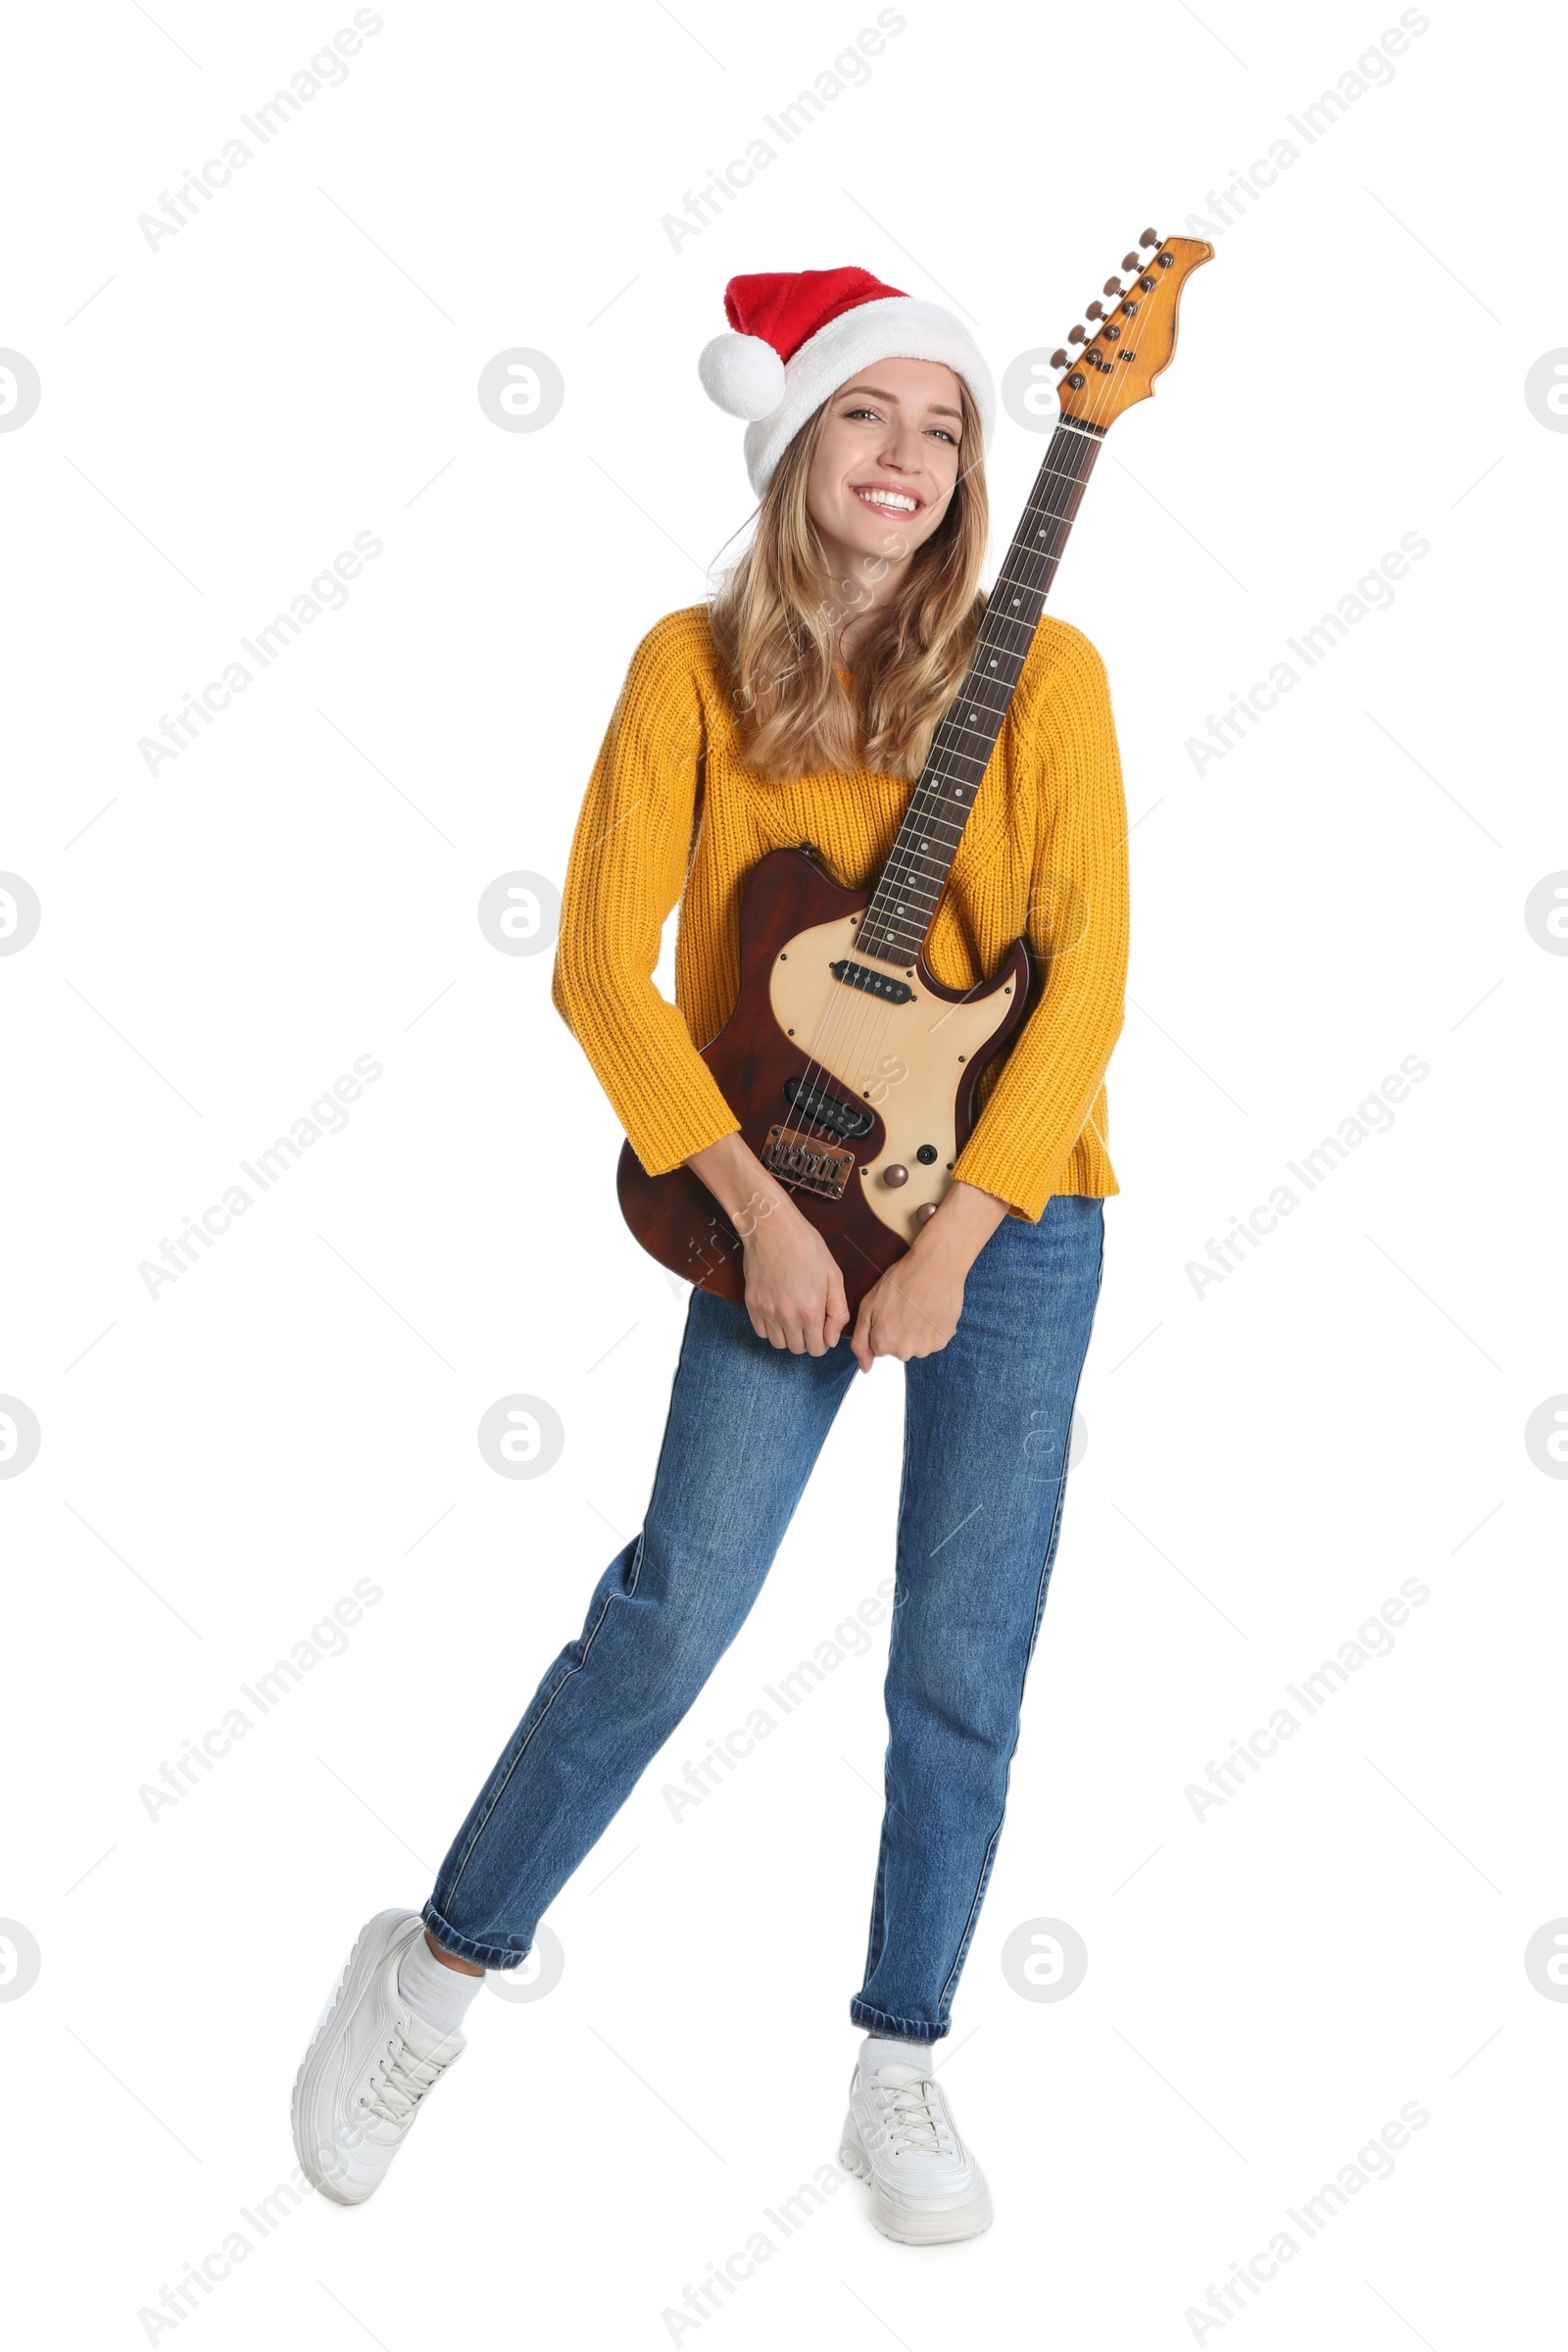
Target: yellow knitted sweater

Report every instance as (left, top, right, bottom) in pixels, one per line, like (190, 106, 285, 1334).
(553, 605, 1128, 1222)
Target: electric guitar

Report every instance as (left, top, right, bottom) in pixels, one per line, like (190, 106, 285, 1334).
(618, 228, 1211, 1312)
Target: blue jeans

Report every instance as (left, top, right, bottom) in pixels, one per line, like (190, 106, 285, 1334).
(425, 1194, 1105, 2041)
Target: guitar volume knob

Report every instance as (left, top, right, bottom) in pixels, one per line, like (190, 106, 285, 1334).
(883, 1164, 909, 1188)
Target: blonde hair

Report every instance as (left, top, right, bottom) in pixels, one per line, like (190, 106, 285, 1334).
(708, 377, 990, 783)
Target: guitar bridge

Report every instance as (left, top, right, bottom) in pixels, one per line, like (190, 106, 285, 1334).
(762, 1125, 855, 1200)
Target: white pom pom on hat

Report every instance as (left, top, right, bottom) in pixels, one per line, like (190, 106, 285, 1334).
(698, 332, 786, 423)
(697, 266, 997, 499)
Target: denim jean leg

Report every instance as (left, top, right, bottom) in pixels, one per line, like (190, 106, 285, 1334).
(851, 1196, 1105, 2040)
(424, 1287, 859, 1971)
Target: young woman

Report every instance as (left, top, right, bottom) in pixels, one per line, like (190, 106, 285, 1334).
(293, 267, 1129, 2246)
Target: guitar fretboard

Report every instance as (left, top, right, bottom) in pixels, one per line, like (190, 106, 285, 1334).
(857, 416, 1104, 967)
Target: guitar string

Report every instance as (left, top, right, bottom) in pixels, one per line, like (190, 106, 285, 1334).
(766, 275, 1143, 1186)
(780, 442, 1097, 1178)
(770, 411, 1109, 1166)
(857, 274, 1151, 920)
(772, 455, 1102, 1181)
(773, 264, 1147, 1137)
(767, 259, 1159, 1183)
(796, 439, 1105, 1177)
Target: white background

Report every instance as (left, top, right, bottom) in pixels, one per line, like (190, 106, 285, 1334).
(3, 1, 1565, 2345)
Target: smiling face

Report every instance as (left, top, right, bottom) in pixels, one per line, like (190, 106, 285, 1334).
(803, 357, 965, 612)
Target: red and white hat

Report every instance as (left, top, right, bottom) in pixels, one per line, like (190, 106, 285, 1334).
(697, 266, 996, 497)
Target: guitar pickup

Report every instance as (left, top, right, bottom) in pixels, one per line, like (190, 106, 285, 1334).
(830, 958, 912, 1004)
(782, 1075, 873, 1140)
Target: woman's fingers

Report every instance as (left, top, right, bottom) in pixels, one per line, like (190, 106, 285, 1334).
(751, 1295, 811, 1353)
(745, 1225, 856, 1356)
(751, 1298, 785, 1349)
(850, 1288, 876, 1372)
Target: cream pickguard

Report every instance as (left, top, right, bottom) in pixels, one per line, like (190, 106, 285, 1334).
(768, 910, 1019, 1244)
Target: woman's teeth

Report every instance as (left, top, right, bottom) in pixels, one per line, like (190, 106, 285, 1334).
(855, 488, 918, 514)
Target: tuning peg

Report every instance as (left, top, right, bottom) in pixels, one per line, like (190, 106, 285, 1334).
(1050, 348, 1070, 368)
(1140, 226, 1159, 247)
(1102, 276, 1122, 296)
(1085, 300, 1104, 319)
(1122, 251, 1141, 270)
(1067, 324, 1086, 344)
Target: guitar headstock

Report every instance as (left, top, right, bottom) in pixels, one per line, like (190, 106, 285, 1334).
(1050, 229, 1213, 430)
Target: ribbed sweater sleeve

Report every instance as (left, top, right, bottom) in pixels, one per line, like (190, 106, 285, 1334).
(950, 625, 1129, 1221)
(551, 624, 743, 1176)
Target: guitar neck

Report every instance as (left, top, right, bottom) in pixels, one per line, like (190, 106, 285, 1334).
(857, 416, 1104, 968)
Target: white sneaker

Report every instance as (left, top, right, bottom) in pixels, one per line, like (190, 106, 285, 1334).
(292, 1909, 466, 2206)
(839, 2048, 993, 2244)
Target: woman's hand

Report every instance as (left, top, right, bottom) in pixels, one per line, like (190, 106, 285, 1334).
(736, 1189, 851, 1354)
(685, 1132, 850, 1355)
(850, 1179, 1012, 1373)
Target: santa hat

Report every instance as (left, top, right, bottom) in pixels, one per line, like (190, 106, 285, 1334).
(697, 266, 996, 498)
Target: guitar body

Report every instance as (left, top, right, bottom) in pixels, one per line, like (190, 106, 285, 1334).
(617, 847, 1030, 1314)
(613, 232, 1211, 1315)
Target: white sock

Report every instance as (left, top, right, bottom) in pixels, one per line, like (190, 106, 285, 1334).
(858, 2033, 933, 2081)
(398, 1931, 484, 2039)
